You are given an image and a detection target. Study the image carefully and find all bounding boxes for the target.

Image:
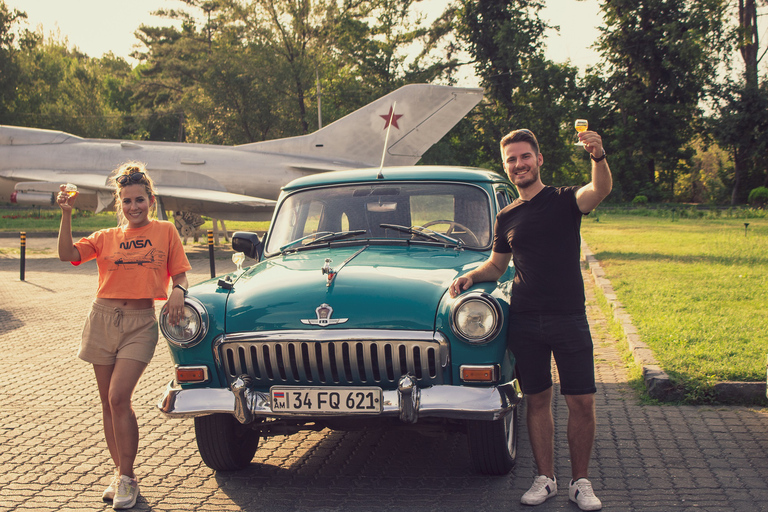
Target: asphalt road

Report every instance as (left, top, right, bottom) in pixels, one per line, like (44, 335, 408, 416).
(1, 237, 767, 511)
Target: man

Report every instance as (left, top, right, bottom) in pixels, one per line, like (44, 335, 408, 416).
(449, 128, 611, 511)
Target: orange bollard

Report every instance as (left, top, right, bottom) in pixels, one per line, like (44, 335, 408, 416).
(19, 232, 26, 281)
(208, 230, 215, 278)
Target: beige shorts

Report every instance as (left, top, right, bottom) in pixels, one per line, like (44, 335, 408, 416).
(79, 302, 158, 365)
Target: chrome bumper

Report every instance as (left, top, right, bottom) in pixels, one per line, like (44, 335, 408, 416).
(158, 375, 523, 425)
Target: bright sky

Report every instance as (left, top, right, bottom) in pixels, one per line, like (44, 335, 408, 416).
(5, 0, 603, 76)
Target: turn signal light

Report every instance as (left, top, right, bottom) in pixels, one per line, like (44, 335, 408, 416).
(175, 365, 209, 384)
(460, 365, 499, 383)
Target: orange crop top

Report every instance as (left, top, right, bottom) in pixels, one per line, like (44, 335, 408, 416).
(73, 220, 192, 300)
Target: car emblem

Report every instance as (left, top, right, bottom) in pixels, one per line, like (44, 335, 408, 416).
(300, 303, 348, 327)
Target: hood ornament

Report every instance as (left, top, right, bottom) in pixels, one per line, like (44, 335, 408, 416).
(320, 246, 369, 287)
(322, 258, 336, 285)
(300, 303, 348, 327)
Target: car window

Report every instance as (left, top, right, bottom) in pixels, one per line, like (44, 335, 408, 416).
(265, 183, 493, 253)
(496, 189, 511, 209)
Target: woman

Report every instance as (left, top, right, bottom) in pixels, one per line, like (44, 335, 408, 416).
(57, 162, 191, 510)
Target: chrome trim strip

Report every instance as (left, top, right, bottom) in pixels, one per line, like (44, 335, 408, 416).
(223, 329, 444, 344)
(212, 334, 226, 369)
(157, 378, 523, 423)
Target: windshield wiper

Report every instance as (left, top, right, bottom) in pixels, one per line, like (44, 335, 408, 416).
(305, 230, 368, 246)
(280, 231, 332, 253)
(379, 223, 463, 247)
(280, 230, 367, 253)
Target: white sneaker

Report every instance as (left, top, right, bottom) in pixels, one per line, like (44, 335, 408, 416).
(569, 478, 602, 511)
(101, 469, 120, 501)
(112, 475, 139, 510)
(521, 474, 557, 505)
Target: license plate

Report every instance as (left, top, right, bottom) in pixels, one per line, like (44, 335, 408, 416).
(270, 387, 382, 414)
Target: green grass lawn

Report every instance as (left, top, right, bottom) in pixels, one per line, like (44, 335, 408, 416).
(581, 212, 768, 401)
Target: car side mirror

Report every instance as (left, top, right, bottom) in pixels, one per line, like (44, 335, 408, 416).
(232, 232, 262, 261)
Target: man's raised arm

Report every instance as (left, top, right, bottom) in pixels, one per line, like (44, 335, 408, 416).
(575, 130, 612, 213)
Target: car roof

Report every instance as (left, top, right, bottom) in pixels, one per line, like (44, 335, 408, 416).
(282, 165, 511, 191)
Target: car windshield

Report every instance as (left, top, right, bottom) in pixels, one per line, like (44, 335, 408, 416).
(265, 182, 493, 254)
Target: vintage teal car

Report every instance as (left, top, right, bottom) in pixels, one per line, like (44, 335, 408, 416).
(158, 166, 522, 475)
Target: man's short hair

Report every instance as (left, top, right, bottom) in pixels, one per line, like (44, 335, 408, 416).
(500, 129, 540, 157)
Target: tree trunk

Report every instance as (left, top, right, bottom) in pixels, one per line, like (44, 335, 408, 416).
(731, 147, 741, 205)
(647, 158, 656, 187)
(738, 0, 759, 89)
(296, 80, 309, 134)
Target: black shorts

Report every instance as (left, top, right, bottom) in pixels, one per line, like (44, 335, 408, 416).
(507, 312, 596, 395)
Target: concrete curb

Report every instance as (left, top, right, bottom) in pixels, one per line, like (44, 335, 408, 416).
(581, 241, 767, 404)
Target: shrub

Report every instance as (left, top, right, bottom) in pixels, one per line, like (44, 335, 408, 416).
(632, 195, 649, 205)
(747, 187, 768, 208)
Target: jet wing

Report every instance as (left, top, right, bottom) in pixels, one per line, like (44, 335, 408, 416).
(2, 169, 275, 219)
(154, 185, 275, 209)
(153, 185, 276, 221)
(1, 170, 115, 210)
(0, 170, 111, 192)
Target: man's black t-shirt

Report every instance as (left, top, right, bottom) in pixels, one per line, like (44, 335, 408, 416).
(492, 186, 586, 314)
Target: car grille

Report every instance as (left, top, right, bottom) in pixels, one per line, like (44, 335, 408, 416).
(219, 333, 448, 388)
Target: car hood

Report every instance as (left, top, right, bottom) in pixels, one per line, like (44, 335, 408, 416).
(222, 245, 488, 333)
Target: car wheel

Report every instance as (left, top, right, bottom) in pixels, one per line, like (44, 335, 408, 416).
(466, 405, 518, 475)
(194, 413, 260, 471)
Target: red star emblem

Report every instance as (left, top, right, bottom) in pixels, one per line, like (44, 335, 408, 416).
(380, 106, 403, 130)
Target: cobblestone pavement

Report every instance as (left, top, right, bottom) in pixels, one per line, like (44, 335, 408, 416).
(1, 238, 768, 511)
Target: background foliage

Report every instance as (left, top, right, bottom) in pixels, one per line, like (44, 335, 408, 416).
(1, 0, 767, 204)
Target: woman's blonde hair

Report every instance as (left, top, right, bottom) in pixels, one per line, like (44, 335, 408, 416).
(109, 161, 158, 226)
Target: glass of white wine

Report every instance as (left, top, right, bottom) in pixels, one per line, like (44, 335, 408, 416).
(232, 252, 245, 272)
(574, 119, 588, 146)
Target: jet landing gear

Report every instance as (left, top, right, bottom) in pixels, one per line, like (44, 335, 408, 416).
(174, 211, 205, 241)
(174, 211, 229, 244)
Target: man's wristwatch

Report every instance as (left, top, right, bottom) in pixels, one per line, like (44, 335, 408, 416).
(173, 284, 188, 296)
(591, 149, 607, 162)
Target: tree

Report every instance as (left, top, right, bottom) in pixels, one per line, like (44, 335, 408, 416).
(0, 1, 25, 123)
(9, 30, 132, 138)
(713, 0, 768, 203)
(0, 0, 136, 138)
(712, 80, 768, 203)
(131, 3, 214, 142)
(131, 0, 458, 145)
(453, 0, 588, 185)
(593, 0, 729, 201)
(320, 0, 459, 122)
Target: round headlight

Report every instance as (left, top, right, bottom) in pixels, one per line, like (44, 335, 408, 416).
(451, 292, 503, 344)
(160, 298, 209, 348)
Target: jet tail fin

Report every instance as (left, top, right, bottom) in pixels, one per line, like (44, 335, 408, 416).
(237, 84, 483, 169)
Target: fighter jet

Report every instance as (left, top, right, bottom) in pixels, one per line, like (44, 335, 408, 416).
(0, 84, 483, 232)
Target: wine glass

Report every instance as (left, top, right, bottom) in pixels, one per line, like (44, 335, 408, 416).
(232, 252, 245, 272)
(65, 183, 78, 197)
(574, 119, 588, 146)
